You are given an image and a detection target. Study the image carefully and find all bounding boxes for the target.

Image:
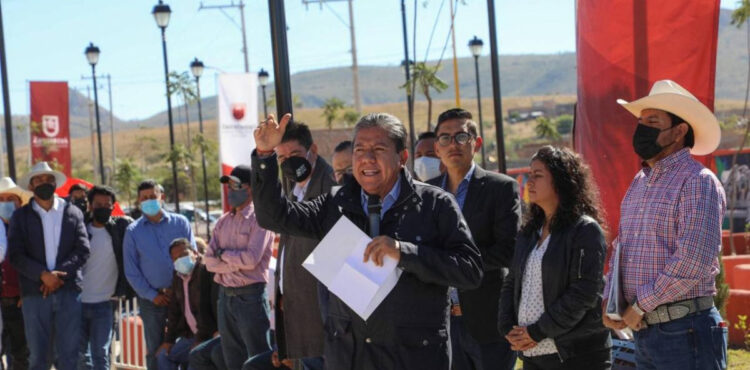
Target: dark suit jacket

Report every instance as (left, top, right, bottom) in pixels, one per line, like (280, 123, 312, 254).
(8, 198, 90, 297)
(252, 151, 482, 370)
(428, 165, 521, 343)
(275, 155, 336, 359)
(165, 259, 219, 344)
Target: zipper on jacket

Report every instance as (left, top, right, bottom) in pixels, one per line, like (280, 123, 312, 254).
(577, 249, 585, 279)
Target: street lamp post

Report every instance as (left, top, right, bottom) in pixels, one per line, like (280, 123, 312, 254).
(190, 58, 210, 238)
(85, 42, 105, 183)
(153, 0, 180, 212)
(468, 36, 486, 169)
(258, 68, 269, 118)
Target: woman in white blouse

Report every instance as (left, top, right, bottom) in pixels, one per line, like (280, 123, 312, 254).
(498, 146, 611, 369)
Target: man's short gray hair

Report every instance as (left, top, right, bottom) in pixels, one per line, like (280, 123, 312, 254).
(353, 113, 408, 153)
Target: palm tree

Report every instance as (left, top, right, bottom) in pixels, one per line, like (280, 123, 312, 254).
(726, 0, 750, 255)
(401, 62, 449, 132)
(534, 117, 560, 140)
(322, 97, 346, 130)
(168, 71, 198, 148)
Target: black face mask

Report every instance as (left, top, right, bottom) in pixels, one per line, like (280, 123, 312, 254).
(73, 198, 88, 214)
(632, 123, 672, 160)
(92, 207, 112, 224)
(33, 183, 56, 201)
(338, 172, 355, 186)
(281, 156, 312, 183)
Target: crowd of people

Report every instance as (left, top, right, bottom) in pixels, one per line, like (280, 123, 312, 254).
(0, 79, 729, 370)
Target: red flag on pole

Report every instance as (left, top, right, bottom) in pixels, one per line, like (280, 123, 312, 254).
(575, 0, 720, 237)
(29, 81, 72, 176)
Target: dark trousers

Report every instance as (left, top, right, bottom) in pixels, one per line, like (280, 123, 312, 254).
(521, 348, 611, 370)
(22, 290, 82, 370)
(189, 336, 226, 370)
(1, 298, 29, 370)
(218, 285, 271, 370)
(481, 339, 517, 370)
(450, 316, 483, 370)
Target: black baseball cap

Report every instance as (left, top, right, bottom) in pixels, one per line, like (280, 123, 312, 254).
(220, 165, 252, 185)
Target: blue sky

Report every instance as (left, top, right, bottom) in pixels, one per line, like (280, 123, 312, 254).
(0, 0, 740, 120)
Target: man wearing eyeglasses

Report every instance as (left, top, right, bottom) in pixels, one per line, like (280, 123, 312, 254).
(428, 108, 522, 370)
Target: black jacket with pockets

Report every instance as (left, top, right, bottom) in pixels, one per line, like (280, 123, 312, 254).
(251, 152, 483, 370)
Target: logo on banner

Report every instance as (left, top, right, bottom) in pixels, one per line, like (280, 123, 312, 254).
(41, 115, 60, 137)
(232, 103, 246, 120)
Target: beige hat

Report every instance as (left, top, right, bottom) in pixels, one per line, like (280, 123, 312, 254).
(617, 79, 721, 156)
(0, 177, 32, 205)
(19, 161, 67, 189)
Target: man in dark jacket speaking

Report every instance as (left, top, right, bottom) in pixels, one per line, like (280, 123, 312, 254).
(251, 112, 483, 370)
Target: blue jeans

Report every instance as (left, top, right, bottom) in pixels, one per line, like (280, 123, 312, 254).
(22, 289, 82, 370)
(634, 307, 727, 370)
(189, 336, 226, 370)
(218, 285, 271, 369)
(138, 297, 168, 370)
(78, 301, 115, 370)
(157, 337, 195, 370)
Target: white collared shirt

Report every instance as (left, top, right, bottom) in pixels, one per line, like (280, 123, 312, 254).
(32, 197, 65, 271)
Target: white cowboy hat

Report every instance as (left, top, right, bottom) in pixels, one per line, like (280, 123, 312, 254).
(617, 79, 720, 156)
(19, 161, 67, 190)
(0, 177, 32, 205)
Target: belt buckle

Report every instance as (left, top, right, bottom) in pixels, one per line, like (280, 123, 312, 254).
(657, 305, 670, 323)
(668, 304, 690, 320)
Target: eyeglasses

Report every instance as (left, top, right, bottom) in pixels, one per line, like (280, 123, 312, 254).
(437, 132, 474, 146)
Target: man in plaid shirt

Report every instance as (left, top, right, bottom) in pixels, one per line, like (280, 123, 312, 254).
(603, 80, 728, 370)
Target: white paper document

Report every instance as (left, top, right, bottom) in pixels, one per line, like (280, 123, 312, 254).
(303, 216, 402, 320)
(606, 242, 627, 320)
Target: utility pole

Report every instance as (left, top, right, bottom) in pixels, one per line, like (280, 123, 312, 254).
(449, 0, 460, 107)
(0, 1, 15, 180)
(487, 0, 506, 173)
(268, 0, 293, 117)
(302, 0, 361, 112)
(199, 1, 250, 72)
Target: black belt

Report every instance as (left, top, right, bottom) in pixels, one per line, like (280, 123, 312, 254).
(222, 283, 265, 297)
(643, 296, 714, 325)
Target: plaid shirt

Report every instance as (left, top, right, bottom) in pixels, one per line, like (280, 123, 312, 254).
(604, 148, 726, 312)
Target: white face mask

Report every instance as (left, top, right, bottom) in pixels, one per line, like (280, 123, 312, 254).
(413, 156, 442, 181)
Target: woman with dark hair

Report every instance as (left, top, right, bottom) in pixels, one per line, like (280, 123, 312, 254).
(498, 146, 612, 369)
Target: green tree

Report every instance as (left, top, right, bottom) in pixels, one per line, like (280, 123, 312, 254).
(401, 62, 449, 131)
(555, 114, 574, 135)
(168, 71, 198, 148)
(322, 97, 346, 130)
(114, 158, 141, 208)
(534, 117, 560, 140)
(342, 109, 360, 127)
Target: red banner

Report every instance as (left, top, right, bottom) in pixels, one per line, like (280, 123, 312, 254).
(29, 81, 71, 176)
(575, 0, 720, 238)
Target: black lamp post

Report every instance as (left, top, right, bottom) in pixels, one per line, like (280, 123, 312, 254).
(190, 58, 210, 238)
(153, 0, 180, 212)
(85, 42, 105, 183)
(401, 58, 415, 167)
(258, 68, 269, 118)
(468, 36, 486, 169)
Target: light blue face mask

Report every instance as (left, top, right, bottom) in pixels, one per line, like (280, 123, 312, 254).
(173, 255, 195, 275)
(141, 199, 161, 217)
(0, 201, 15, 221)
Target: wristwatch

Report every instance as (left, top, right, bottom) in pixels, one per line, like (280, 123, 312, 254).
(632, 302, 645, 316)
